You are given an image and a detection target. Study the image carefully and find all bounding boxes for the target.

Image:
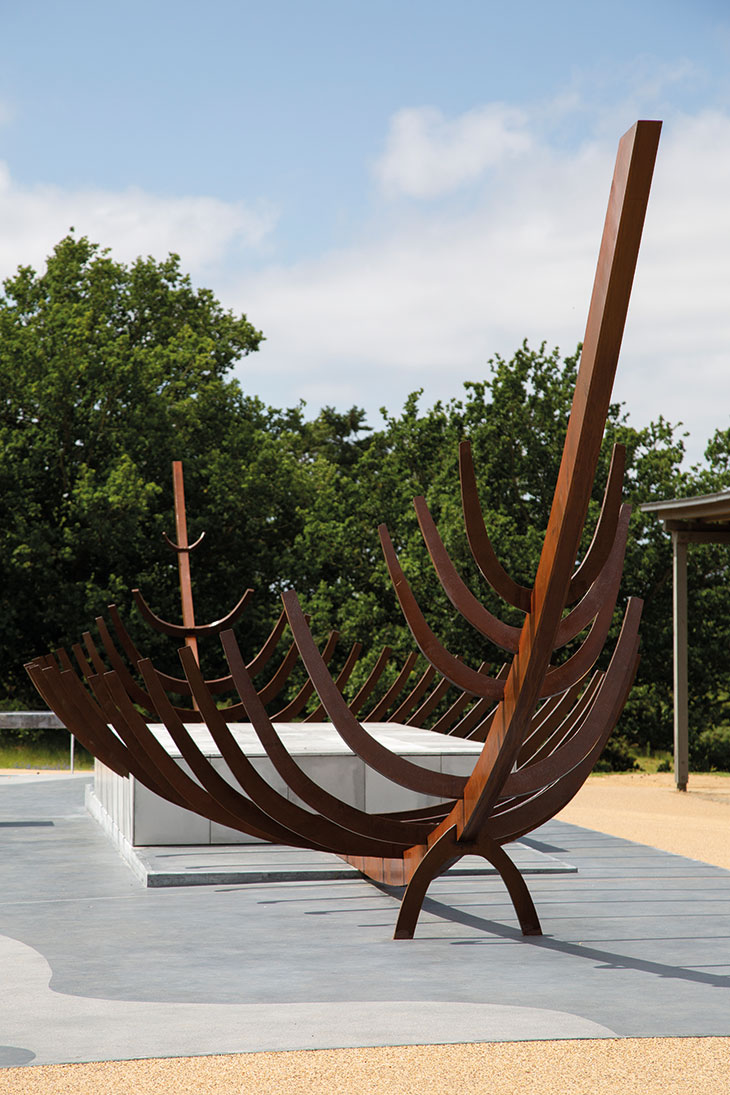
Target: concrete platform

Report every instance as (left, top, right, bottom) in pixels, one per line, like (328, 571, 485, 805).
(1, 773, 729, 1068)
(125, 839, 577, 888)
(90, 721, 484, 846)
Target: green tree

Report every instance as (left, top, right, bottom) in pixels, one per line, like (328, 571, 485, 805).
(4, 235, 726, 770)
(292, 343, 698, 759)
(0, 234, 293, 703)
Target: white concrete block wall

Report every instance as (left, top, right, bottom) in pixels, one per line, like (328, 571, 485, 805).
(91, 724, 483, 847)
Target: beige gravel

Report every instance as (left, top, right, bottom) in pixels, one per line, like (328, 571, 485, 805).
(556, 772, 730, 870)
(1, 1039, 728, 1095)
(1, 771, 728, 1093)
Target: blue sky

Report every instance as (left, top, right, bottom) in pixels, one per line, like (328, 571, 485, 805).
(2, 0, 729, 463)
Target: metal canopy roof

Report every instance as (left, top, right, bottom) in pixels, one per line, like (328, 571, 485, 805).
(642, 490, 730, 526)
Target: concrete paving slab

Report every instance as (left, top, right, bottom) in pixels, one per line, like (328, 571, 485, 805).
(0, 773, 728, 1068)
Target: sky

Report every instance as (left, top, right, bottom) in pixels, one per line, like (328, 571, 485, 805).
(1, 0, 729, 465)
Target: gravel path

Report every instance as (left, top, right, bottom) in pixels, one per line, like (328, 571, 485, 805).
(1, 1038, 728, 1095)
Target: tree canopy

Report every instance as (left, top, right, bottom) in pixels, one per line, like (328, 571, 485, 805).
(1, 235, 282, 691)
(2, 236, 729, 767)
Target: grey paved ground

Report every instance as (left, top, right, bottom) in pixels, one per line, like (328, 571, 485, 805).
(1, 774, 729, 1067)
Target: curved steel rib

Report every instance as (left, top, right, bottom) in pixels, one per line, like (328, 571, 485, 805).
(493, 598, 642, 833)
(539, 506, 630, 697)
(132, 586, 254, 639)
(268, 630, 339, 720)
(458, 441, 532, 612)
(428, 689, 474, 735)
(107, 603, 146, 667)
(255, 640, 302, 705)
(568, 443, 625, 602)
(95, 668, 301, 844)
(140, 657, 415, 856)
(406, 673, 453, 728)
(163, 529, 206, 553)
(554, 504, 631, 648)
(305, 641, 363, 722)
(279, 593, 469, 798)
(389, 664, 437, 723)
(446, 663, 509, 741)
(348, 646, 393, 717)
(80, 629, 156, 718)
(71, 642, 94, 679)
(452, 700, 495, 740)
(516, 675, 594, 768)
(26, 660, 130, 781)
(206, 641, 434, 849)
(413, 496, 522, 652)
(364, 652, 419, 721)
(247, 610, 290, 677)
(107, 602, 289, 696)
(378, 525, 505, 701)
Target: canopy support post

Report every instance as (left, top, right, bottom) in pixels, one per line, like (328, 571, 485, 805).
(672, 531, 689, 791)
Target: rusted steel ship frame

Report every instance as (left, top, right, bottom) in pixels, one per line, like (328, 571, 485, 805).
(66, 596, 488, 730)
(27, 120, 660, 939)
(67, 440, 630, 732)
(91, 460, 488, 729)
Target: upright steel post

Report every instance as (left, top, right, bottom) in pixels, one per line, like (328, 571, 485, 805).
(672, 530, 689, 791)
(171, 461, 199, 665)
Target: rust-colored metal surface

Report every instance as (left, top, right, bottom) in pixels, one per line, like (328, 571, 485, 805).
(84, 461, 461, 727)
(132, 460, 254, 651)
(61, 455, 487, 729)
(27, 120, 660, 941)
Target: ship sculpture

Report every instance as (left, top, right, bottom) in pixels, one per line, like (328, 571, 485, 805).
(27, 120, 660, 939)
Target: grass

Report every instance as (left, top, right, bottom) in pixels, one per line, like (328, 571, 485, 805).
(633, 752, 674, 774)
(0, 741, 94, 770)
(0, 743, 725, 777)
(609, 752, 730, 777)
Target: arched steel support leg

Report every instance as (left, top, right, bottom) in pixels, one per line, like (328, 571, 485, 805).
(393, 827, 542, 939)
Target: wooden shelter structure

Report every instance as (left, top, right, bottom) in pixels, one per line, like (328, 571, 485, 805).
(641, 490, 730, 790)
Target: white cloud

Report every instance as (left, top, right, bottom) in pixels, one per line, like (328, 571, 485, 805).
(1, 99, 727, 468)
(231, 109, 730, 465)
(374, 103, 532, 198)
(611, 110, 730, 458)
(0, 164, 277, 284)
